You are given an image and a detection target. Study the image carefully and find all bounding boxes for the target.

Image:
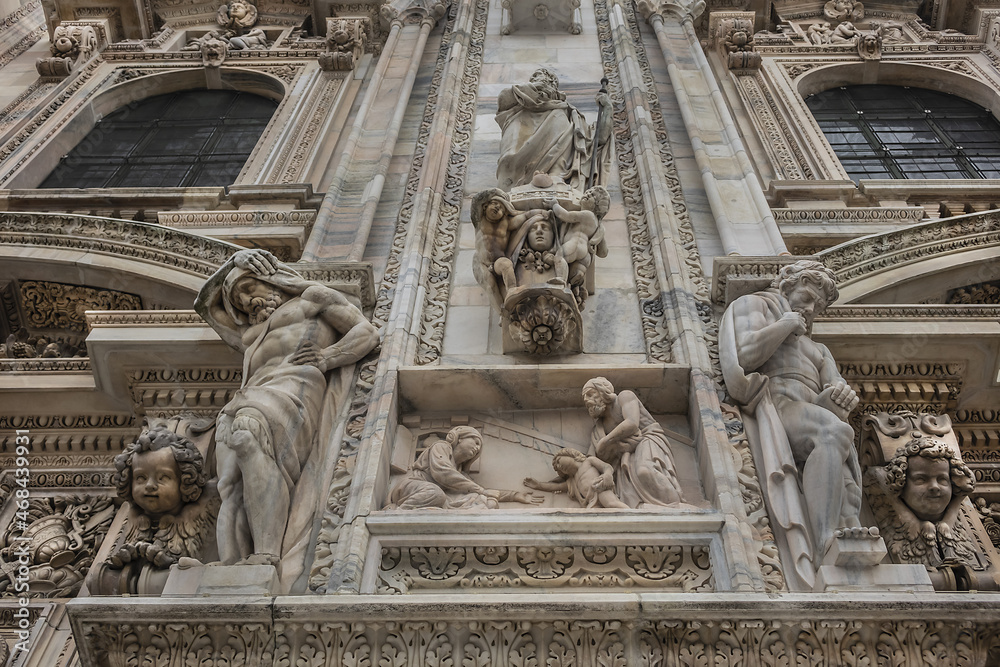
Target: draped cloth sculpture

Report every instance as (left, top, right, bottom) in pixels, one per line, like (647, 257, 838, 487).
(196, 249, 378, 593)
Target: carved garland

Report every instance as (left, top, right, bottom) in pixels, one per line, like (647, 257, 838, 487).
(307, 1, 464, 592)
(0, 213, 237, 276)
(735, 73, 810, 179)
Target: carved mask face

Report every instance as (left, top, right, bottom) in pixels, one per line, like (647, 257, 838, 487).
(131, 447, 184, 517)
(782, 281, 827, 329)
(527, 220, 554, 251)
(901, 455, 952, 521)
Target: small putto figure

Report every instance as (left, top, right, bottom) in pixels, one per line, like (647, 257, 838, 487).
(546, 185, 610, 287)
(523, 448, 630, 508)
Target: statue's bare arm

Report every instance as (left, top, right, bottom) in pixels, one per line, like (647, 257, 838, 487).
(814, 343, 859, 420)
(595, 392, 641, 459)
(732, 296, 805, 372)
(302, 285, 378, 372)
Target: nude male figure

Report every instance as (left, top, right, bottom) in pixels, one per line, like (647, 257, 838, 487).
(196, 249, 378, 588)
(723, 260, 865, 557)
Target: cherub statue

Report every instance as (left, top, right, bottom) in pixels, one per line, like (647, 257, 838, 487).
(865, 435, 975, 565)
(807, 21, 833, 45)
(386, 426, 543, 509)
(217, 0, 258, 31)
(471, 188, 549, 309)
(546, 185, 610, 288)
(108, 426, 219, 572)
(830, 21, 859, 44)
(229, 27, 268, 50)
(523, 448, 630, 508)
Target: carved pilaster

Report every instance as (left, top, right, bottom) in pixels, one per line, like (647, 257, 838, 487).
(635, 0, 706, 24)
(380, 0, 447, 28)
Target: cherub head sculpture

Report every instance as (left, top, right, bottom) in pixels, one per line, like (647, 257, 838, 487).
(114, 426, 208, 519)
(884, 436, 974, 522)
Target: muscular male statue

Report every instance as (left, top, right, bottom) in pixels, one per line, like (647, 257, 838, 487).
(196, 249, 378, 591)
(721, 260, 864, 560)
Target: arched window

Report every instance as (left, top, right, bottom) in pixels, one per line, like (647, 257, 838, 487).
(805, 85, 1000, 181)
(40, 89, 278, 189)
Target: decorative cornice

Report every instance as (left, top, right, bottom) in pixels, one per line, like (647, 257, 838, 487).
(819, 210, 1000, 286)
(0, 212, 241, 277)
(85, 310, 207, 327)
(0, 358, 91, 372)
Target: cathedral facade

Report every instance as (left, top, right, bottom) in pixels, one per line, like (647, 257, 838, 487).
(2, 0, 1000, 661)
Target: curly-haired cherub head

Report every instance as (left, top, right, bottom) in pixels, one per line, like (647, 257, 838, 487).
(581, 186, 610, 219)
(114, 425, 207, 518)
(884, 436, 974, 521)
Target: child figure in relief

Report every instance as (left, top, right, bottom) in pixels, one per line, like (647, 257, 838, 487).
(471, 188, 549, 308)
(523, 448, 630, 509)
(545, 186, 610, 287)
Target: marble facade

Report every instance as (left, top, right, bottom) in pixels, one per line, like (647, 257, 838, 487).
(2, 0, 1000, 660)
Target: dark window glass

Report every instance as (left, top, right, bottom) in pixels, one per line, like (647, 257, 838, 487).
(805, 85, 1000, 181)
(40, 90, 277, 189)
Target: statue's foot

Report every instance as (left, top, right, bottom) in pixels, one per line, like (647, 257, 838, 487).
(547, 277, 566, 287)
(237, 553, 280, 567)
(834, 526, 880, 540)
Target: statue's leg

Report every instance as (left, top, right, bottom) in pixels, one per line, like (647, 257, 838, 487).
(215, 416, 251, 564)
(776, 399, 856, 554)
(229, 408, 289, 560)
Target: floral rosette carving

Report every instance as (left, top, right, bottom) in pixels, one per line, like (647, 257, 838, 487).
(515, 546, 575, 579)
(409, 547, 467, 580)
(507, 294, 577, 355)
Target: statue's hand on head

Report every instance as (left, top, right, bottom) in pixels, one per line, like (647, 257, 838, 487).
(233, 249, 279, 277)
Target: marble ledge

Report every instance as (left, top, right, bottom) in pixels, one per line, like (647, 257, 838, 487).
(397, 363, 690, 412)
(68, 591, 1000, 623)
(367, 508, 724, 536)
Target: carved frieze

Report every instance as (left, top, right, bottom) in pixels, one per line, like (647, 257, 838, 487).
(71, 604, 1000, 667)
(379, 544, 713, 593)
(19, 280, 142, 333)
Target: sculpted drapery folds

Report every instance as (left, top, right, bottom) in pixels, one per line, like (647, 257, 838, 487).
(720, 260, 870, 582)
(387, 426, 543, 509)
(195, 249, 378, 593)
(583, 377, 684, 508)
(495, 68, 612, 192)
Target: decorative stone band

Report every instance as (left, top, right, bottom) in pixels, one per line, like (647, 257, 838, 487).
(0, 212, 240, 277)
(68, 594, 1000, 667)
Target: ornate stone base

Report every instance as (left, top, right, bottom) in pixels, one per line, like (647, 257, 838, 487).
(502, 285, 582, 355)
(69, 593, 1000, 666)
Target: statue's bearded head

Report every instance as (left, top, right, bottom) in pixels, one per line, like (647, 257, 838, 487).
(232, 276, 285, 325)
(529, 68, 560, 97)
(583, 377, 615, 418)
(775, 260, 839, 328)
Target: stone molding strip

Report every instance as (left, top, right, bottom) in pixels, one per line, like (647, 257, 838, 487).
(69, 594, 1000, 667)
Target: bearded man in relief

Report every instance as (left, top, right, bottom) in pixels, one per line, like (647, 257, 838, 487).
(196, 248, 378, 592)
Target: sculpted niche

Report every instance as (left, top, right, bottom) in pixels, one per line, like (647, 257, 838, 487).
(195, 249, 379, 592)
(472, 69, 613, 355)
(721, 260, 878, 586)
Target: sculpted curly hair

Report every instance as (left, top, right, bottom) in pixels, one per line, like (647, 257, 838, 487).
(114, 425, 207, 505)
(774, 260, 839, 306)
(884, 436, 974, 498)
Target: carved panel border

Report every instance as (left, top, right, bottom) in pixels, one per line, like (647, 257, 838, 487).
(735, 73, 810, 179)
(307, 0, 465, 592)
(72, 601, 1000, 667)
(377, 543, 713, 593)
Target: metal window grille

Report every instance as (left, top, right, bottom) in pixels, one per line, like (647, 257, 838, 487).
(40, 90, 278, 189)
(805, 85, 1000, 181)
